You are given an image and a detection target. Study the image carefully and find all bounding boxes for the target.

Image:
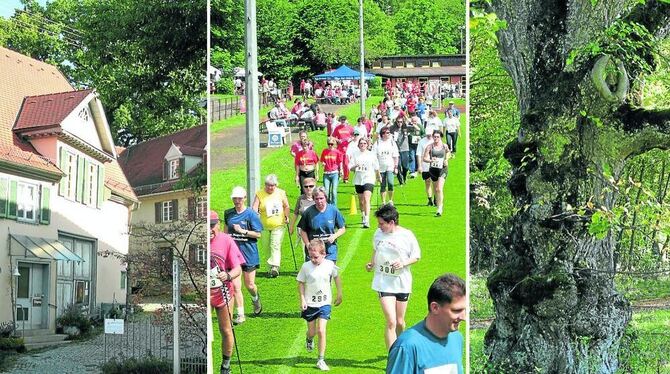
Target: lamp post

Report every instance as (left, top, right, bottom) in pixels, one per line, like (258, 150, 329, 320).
(245, 0, 261, 198)
(359, 0, 365, 118)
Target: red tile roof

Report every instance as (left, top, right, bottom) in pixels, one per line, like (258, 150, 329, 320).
(14, 89, 93, 131)
(118, 125, 207, 192)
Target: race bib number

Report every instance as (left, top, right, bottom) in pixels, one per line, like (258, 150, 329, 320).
(266, 200, 282, 217)
(430, 158, 444, 169)
(424, 364, 458, 374)
(310, 292, 328, 303)
(356, 164, 368, 172)
(209, 266, 223, 288)
(376, 262, 400, 276)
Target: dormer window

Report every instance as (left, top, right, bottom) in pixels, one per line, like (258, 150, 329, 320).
(169, 159, 180, 179)
(164, 157, 184, 181)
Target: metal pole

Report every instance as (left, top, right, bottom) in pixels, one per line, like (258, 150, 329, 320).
(172, 257, 181, 373)
(246, 0, 261, 197)
(359, 0, 365, 118)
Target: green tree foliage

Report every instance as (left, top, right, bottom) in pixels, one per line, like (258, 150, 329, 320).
(1, 0, 206, 146)
(392, 0, 464, 55)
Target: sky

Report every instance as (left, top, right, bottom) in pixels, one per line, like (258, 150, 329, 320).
(0, 0, 48, 19)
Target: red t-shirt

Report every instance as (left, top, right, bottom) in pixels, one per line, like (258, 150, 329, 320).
(332, 124, 354, 150)
(210, 232, 245, 308)
(295, 149, 319, 168)
(320, 148, 344, 172)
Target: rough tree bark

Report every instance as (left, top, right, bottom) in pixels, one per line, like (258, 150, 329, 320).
(483, 0, 670, 372)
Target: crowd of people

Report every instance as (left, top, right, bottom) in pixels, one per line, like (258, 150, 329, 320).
(210, 86, 465, 373)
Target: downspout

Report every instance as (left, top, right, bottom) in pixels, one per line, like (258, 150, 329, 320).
(7, 228, 16, 336)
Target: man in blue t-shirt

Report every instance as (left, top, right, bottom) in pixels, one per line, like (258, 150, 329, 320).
(386, 273, 466, 374)
(296, 187, 346, 262)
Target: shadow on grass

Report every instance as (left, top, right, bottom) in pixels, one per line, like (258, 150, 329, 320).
(239, 354, 387, 371)
(253, 311, 302, 319)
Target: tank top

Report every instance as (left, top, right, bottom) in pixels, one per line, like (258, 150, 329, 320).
(429, 144, 447, 169)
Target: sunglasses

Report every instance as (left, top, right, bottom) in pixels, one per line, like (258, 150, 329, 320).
(303, 185, 315, 188)
(328, 143, 335, 145)
(381, 132, 390, 135)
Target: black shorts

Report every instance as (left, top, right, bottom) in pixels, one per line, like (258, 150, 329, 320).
(241, 264, 260, 273)
(355, 183, 374, 194)
(429, 167, 448, 182)
(378, 292, 410, 302)
(421, 171, 431, 181)
(299, 169, 316, 179)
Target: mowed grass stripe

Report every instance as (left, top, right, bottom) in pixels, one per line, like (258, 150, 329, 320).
(211, 108, 467, 373)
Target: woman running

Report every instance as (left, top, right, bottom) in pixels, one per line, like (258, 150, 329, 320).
(373, 127, 399, 205)
(422, 130, 450, 217)
(349, 137, 381, 228)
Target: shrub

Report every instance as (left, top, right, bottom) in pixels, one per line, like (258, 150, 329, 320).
(0, 322, 15, 338)
(0, 337, 24, 352)
(369, 76, 382, 89)
(56, 304, 92, 337)
(101, 356, 172, 374)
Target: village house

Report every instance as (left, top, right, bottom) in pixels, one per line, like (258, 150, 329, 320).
(0, 47, 138, 336)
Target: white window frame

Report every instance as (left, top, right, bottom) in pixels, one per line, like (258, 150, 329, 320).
(196, 244, 206, 264)
(169, 159, 180, 180)
(196, 196, 207, 219)
(17, 182, 38, 222)
(87, 162, 97, 206)
(66, 152, 77, 200)
(162, 201, 174, 222)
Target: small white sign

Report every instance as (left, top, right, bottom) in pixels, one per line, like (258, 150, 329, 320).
(104, 318, 124, 335)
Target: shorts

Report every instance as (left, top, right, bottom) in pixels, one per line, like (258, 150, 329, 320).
(355, 183, 374, 194)
(378, 292, 410, 302)
(210, 286, 233, 309)
(299, 169, 316, 179)
(301, 305, 332, 322)
(241, 264, 260, 273)
(428, 167, 448, 182)
(422, 171, 431, 181)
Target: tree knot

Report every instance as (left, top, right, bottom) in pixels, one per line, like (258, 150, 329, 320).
(591, 55, 629, 104)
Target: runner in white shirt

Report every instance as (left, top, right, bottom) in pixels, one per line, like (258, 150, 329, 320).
(297, 239, 343, 371)
(416, 131, 436, 207)
(373, 129, 399, 205)
(349, 137, 381, 228)
(365, 204, 420, 349)
(443, 111, 461, 155)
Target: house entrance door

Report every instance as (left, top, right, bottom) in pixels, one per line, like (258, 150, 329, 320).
(16, 263, 48, 330)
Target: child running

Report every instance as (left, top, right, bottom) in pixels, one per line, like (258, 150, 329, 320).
(297, 239, 343, 371)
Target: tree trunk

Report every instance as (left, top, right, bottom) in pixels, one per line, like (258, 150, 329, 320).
(483, 0, 670, 372)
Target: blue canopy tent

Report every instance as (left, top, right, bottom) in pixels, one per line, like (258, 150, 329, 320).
(313, 65, 376, 81)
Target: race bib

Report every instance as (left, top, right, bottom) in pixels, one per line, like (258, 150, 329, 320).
(266, 200, 282, 217)
(430, 158, 444, 169)
(309, 291, 328, 304)
(356, 164, 368, 172)
(424, 364, 458, 374)
(209, 265, 223, 288)
(376, 261, 400, 276)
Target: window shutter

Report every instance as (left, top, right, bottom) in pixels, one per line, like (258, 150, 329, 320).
(8, 180, 18, 219)
(0, 177, 8, 218)
(155, 202, 162, 223)
(178, 158, 185, 178)
(40, 185, 50, 224)
(187, 197, 195, 220)
(163, 160, 169, 180)
(188, 244, 196, 264)
(97, 164, 105, 209)
(58, 147, 68, 196)
(76, 156, 85, 202)
(172, 199, 179, 221)
(82, 159, 90, 204)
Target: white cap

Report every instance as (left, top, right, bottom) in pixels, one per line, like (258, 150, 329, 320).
(231, 186, 246, 198)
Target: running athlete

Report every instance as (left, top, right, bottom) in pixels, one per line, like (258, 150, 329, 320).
(297, 239, 343, 371)
(422, 130, 450, 217)
(350, 137, 381, 228)
(224, 186, 264, 323)
(210, 211, 244, 374)
(365, 204, 420, 349)
(252, 174, 290, 277)
(416, 131, 435, 206)
(373, 128, 399, 205)
(320, 138, 344, 206)
(297, 187, 346, 262)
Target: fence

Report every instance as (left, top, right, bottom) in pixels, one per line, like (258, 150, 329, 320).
(210, 88, 286, 122)
(103, 308, 207, 373)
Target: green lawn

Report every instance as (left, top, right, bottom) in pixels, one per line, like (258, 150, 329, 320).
(210, 102, 277, 133)
(210, 105, 467, 373)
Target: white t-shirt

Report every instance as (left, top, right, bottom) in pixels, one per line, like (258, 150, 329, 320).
(373, 139, 399, 172)
(426, 117, 442, 131)
(350, 150, 379, 185)
(443, 116, 460, 133)
(354, 124, 368, 139)
(297, 259, 339, 307)
(416, 137, 432, 171)
(371, 227, 421, 294)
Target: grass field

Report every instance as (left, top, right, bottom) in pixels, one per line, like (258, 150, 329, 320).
(210, 101, 467, 373)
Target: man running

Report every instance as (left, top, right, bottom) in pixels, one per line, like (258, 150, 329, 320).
(386, 274, 466, 374)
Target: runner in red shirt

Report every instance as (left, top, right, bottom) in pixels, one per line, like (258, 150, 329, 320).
(320, 138, 344, 206)
(295, 147, 320, 187)
(210, 211, 245, 374)
(332, 116, 355, 182)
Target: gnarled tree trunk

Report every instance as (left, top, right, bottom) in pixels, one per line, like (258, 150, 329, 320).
(483, 1, 670, 372)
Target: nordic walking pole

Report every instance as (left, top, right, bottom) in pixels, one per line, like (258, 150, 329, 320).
(286, 223, 298, 270)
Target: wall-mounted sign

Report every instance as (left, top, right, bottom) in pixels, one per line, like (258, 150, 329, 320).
(104, 318, 124, 334)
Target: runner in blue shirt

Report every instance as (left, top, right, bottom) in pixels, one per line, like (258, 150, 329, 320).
(297, 187, 346, 262)
(223, 186, 264, 324)
(386, 273, 466, 374)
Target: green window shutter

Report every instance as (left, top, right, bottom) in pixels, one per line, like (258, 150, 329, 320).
(0, 177, 8, 218)
(155, 202, 162, 223)
(178, 158, 185, 177)
(82, 159, 90, 204)
(163, 160, 169, 180)
(76, 156, 85, 202)
(58, 147, 68, 196)
(40, 186, 50, 224)
(172, 199, 179, 221)
(97, 165, 105, 209)
(8, 180, 18, 219)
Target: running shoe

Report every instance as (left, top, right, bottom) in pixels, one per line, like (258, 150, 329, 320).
(252, 296, 263, 315)
(269, 266, 280, 278)
(388, 200, 393, 206)
(220, 365, 231, 374)
(410, 172, 417, 178)
(306, 338, 314, 352)
(232, 315, 246, 325)
(427, 198, 433, 206)
(435, 212, 442, 217)
(316, 359, 330, 371)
